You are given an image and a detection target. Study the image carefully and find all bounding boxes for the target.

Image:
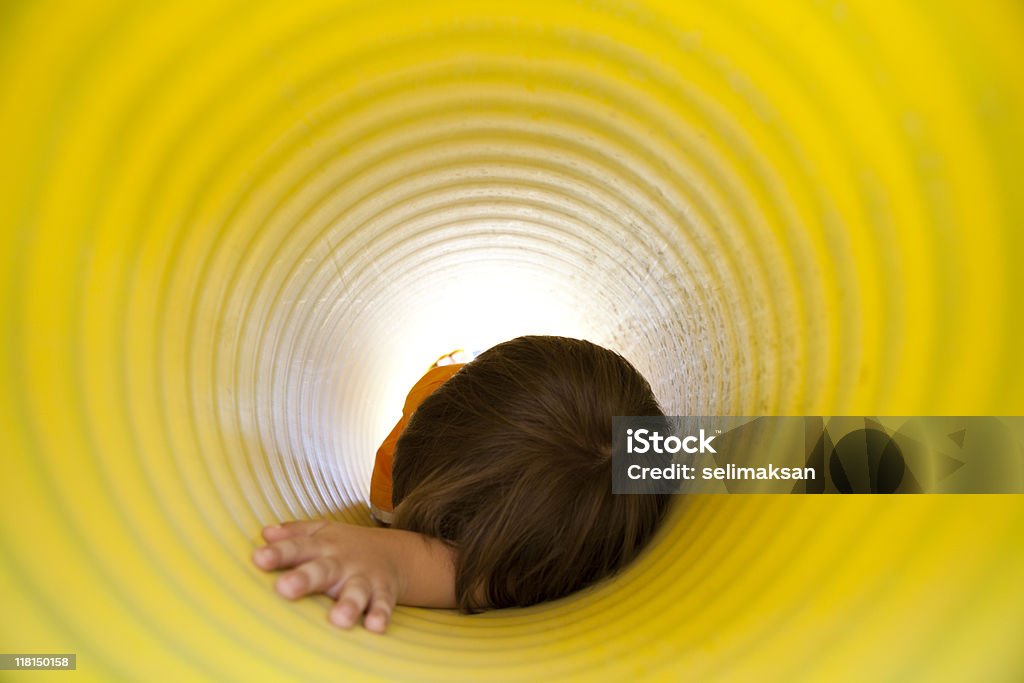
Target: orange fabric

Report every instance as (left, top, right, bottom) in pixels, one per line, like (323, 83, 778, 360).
(370, 363, 464, 518)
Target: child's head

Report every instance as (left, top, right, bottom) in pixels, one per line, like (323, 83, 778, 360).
(391, 335, 671, 612)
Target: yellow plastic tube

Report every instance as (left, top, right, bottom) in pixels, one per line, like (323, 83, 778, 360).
(2, 1, 1023, 680)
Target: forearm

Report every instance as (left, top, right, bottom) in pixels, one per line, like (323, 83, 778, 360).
(383, 528, 458, 608)
(254, 520, 459, 632)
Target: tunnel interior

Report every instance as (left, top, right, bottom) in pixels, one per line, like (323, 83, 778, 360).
(2, 1, 1024, 681)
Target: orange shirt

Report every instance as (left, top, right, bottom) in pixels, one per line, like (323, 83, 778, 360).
(369, 363, 464, 524)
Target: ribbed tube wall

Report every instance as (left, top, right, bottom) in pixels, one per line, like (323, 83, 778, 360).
(2, 1, 1023, 681)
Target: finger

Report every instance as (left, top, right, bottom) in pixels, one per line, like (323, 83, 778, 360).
(275, 557, 343, 600)
(261, 520, 328, 542)
(362, 588, 396, 634)
(328, 576, 372, 629)
(251, 536, 322, 571)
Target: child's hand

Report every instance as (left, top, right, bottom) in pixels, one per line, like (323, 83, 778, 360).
(252, 520, 404, 633)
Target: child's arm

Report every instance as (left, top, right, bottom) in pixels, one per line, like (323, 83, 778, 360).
(252, 520, 457, 633)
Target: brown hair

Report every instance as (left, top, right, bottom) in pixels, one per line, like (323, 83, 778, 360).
(391, 335, 671, 612)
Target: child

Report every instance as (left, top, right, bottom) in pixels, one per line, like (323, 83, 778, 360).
(252, 336, 671, 633)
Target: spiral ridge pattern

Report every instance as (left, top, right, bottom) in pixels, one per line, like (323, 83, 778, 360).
(2, 1, 1023, 680)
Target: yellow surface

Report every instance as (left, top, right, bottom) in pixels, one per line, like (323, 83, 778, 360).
(2, 0, 1023, 680)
